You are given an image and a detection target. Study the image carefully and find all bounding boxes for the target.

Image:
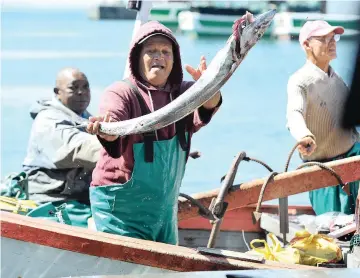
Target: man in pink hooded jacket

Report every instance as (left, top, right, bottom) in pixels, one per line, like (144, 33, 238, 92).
(87, 21, 222, 245)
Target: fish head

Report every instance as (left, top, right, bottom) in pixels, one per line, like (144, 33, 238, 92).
(232, 9, 276, 60)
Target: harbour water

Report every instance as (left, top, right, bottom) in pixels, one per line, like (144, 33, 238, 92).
(1, 7, 359, 205)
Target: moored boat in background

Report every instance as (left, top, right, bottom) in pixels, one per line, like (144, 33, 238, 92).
(178, 1, 273, 38)
(271, 0, 360, 39)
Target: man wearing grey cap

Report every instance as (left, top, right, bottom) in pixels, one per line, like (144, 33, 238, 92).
(286, 20, 360, 215)
(86, 20, 222, 244)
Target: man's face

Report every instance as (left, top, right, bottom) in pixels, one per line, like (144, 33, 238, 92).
(139, 35, 174, 87)
(56, 71, 90, 115)
(307, 32, 339, 62)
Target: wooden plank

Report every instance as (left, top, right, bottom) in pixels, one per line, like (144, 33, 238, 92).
(0, 212, 317, 272)
(178, 205, 315, 232)
(196, 247, 264, 263)
(178, 156, 360, 221)
(327, 223, 356, 239)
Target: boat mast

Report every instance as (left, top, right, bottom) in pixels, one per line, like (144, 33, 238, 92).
(123, 0, 153, 79)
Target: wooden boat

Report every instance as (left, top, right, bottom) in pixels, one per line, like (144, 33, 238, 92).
(1, 211, 317, 278)
(2, 156, 359, 277)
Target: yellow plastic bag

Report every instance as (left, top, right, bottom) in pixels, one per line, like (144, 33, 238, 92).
(249, 233, 301, 264)
(290, 230, 343, 266)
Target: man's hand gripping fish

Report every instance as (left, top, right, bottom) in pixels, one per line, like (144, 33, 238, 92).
(72, 9, 276, 136)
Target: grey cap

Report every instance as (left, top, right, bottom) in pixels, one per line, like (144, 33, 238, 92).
(138, 32, 176, 44)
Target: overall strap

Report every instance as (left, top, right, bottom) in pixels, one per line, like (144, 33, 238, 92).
(122, 78, 156, 163)
(175, 117, 189, 154)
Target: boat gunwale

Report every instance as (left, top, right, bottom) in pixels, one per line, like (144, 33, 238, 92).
(0, 211, 317, 272)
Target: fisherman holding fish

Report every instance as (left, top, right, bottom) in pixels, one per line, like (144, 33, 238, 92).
(86, 21, 222, 244)
(22, 67, 101, 227)
(286, 20, 360, 215)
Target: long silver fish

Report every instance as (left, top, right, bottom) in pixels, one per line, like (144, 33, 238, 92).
(72, 9, 276, 136)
